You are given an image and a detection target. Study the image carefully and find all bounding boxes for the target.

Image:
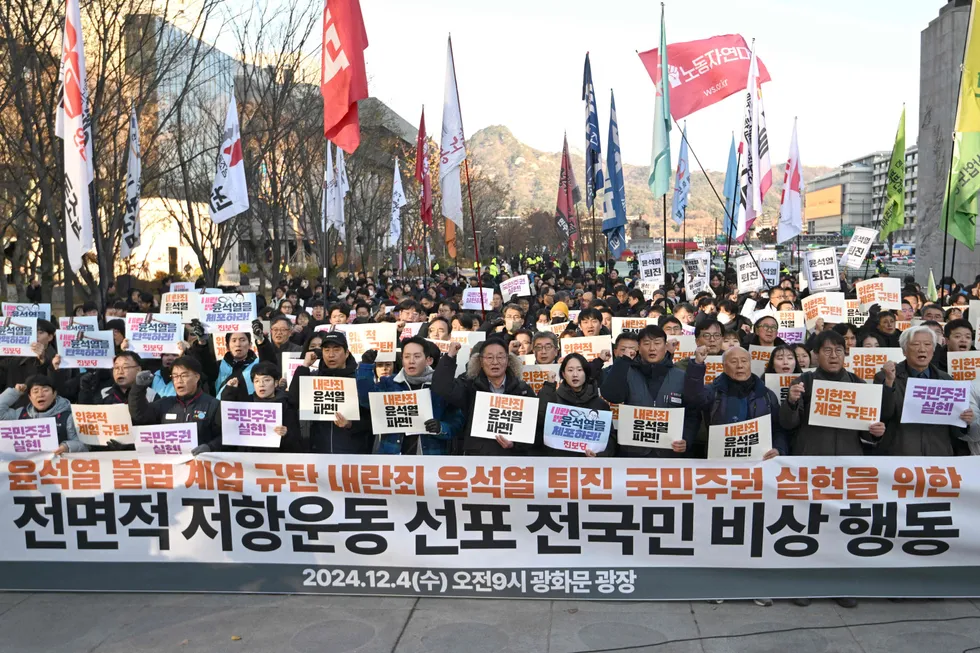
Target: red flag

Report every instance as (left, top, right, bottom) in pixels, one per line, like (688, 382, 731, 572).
(415, 108, 433, 227)
(321, 0, 368, 153)
(555, 134, 581, 246)
(638, 34, 771, 121)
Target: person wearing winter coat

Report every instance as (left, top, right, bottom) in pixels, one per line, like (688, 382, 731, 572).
(254, 316, 302, 364)
(356, 338, 463, 455)
(288, 331, 372, 454)
(0, 374, 87, 453)
(873, 326, 975, 456)
(214, 332, 259, 396)
(535, 353, 614, 457)
(220, 361, 303, 453)
(431, 336, 535, 456)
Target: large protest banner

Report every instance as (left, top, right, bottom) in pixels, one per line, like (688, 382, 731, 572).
(2, 453, 978, 599)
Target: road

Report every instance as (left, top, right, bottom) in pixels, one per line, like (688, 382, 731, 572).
(1, 592, 979, 653)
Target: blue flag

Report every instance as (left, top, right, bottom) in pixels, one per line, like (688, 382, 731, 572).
(582, 54, 604, 210)
(603, 90, 627, 259)
(722, 135, 738, 240)
(671, 125, 690, 225)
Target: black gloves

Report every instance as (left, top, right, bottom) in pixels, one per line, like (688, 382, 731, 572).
(361, 349, 378, 364)
(424, 419, 441, 434)
(251, 319, 265, 342)
(135, 370, 155, 387)
(188, 320, 206, 342)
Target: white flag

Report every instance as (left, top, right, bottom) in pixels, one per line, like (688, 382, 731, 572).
(55, 0, 94, 271)
(390, 158, 406, 245)
(332, 146, 349, 242)
(121, 108, 142, 257)
(209, 95, 249, 223)
(777, 117, 803, 244)
(736, 44, 772, 240)
(440, 37, 466, 228)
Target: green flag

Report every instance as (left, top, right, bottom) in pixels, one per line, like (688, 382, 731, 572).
(926, 268, 938, 303)
(879, 108, 905, 241)
(941, 131, 980, 251)
(648, 6, 672, 198)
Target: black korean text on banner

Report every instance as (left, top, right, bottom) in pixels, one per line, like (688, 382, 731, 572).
(804, 247, 840, 292)
(707, 417, 772, 460)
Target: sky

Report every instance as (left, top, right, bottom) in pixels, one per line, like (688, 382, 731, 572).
(356, 0, 948, 171)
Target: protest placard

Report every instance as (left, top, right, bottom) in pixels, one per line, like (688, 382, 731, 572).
(740, 298, 758, 319)
(808, 380, 881, 431)
(542, 403, 613, 454)
(169, 281, 197, 293)
(0, 418, 59, 455)
(777, 328, 805, 345)
(211, 322, 257, 361)
(221, 401, 282, 448)
(804, 247, 840, 292)
(57, 316, 99, 332)
(426, 338, 453, 354)
(845, 348, 904, 382)
(568, 310, 581, 324)
(450, 330, 486, 347)
(298, 376, 359, 422)
(282, 352, 317, 387)
(124, 313, 183, 357)
(636, 281, 661, 298)
(368, 389, 434, 435)
(500, 275, 531, 300)
(538, 322, 571, 336)
(71, 404, 133, 446)
(669, 335, 697, 362)
(336, 323, 398, 362)
(845, 300, 868, 328)
(461, 288, 494, 311)
(637, 250, 665, 287)
(707, 417, 772, 460)
(777, 310, 805, 329)
(760, 259, 779, 288)
(399, 322, 423, 340)
(1, 303, 51, 321)
(802, 292, 846, 329)
(856, 277, 902, 312)
(561, 336, 612, 362)
(198, 293, 257, 331)
(470, 392, 539, 444)
(682, 323, 696, 336)
(736, 254, 765, 294)
(161, 292, 198, 322)
(133, 423, 197, 457)
(765, 373, 797, 404)
(616, 405, 685, 449)
(0, 317, 36, 357)
(948, 351, 980, 382)
(703, 356, 724, 384)
(749, 345, 774, 377)
(838, 227, 878, 269)
(55, 330, 114, 369)
(901, 379, 971, 427)
(521, 364, 560, 394)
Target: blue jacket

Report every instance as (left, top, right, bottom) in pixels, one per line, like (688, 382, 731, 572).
(357, 363, 463, 455)
(151, 370, 176, 398)
(683, 361, 791, 456)
(216, 351, 259, 396)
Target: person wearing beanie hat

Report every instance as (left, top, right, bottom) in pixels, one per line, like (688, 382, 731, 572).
(0, 374, 86, 454)
(129, 355, 222, 454)
(550, 301, 570, 323)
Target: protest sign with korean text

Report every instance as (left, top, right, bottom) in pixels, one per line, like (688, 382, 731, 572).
(368, 390, 434, 435)
(845, 348, 904, 383)
(749, 345, 775, 377)
(71, 404, 133, 446)
(846, 300, 868, 328)
(470, 392, 539, 444)
(57, 316, 99, 332)
(282, 353, 317, 387)
(124, 313, 183, 357)
(500, 275, 531, 300)
(539, 322, 571, 336)
(199, 293, 257, 331)
(777, 328, 805, 345)
(211, 321, 257, 361)
(839, 227, 878, 269)
(707, 417, 772, 461)
(1, 303, 50, 321)
(161, 292, 198, 322)
(399, 321, 423, 340)
(55, 329, 114, 369)
(335, 323, 398, 362)
(0, 318, 36, 357)
(449, 330, 486, 347)
(611, 318, 658, 340)
(561, 336, 612, 362)
(736, 254, 765, 294)
(521, 364, 560, 394)
(461, 288, 494, 311)
(669, 335, 697, 363)
(543, 403, 612, 454)
(169, 281, 197, 293)
(298, 376, 359, 422)
(856, 277, 902, 312)
(617, 406, 685, 449)
(760, 259, 779, 288)
(0, 418, 59, 455)
(948, 351, 980, 382)
(765, 373, 797, 404)
(426, 338, 453, 355)
(777, 311, 804, 329)
(637, 250, 665, 287)
(804, 248, 840, 292)
(802, 292, 846, 329)
(901, 379, 971, 427)
(221, 401, 283, 448)
(133, 423, 197, 457)
(703, 356, 724, 384)
(808, 380, 882, 431)
(683, 252, 711, 295)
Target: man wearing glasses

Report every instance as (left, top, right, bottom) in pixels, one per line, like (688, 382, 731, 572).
(79, 351, 154, 406)
(255, 315, 302, 364)
(530, 332, 560, 365)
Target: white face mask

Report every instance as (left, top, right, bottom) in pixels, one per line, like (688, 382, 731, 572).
(716, 313, 732, 325)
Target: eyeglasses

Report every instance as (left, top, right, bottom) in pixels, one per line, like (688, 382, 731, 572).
(171, 373, 198, 381)
(700, 332, 722, 341)
(819, 347, 845, 358)
(270, 328, 291, 334)
(482, 355, 507, 363)
(112, 365, 140, 372)
(758, 324, 779, 332)
(533, 344, 556, 352)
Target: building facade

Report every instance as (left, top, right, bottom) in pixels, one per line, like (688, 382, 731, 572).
(803, 154, 878, 236)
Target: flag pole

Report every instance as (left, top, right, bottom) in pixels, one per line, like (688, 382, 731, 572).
(591, 205, 597, 269)
(662, 195, 668, 264)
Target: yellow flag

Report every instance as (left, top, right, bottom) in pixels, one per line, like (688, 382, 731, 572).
(956, 0, 980, 132)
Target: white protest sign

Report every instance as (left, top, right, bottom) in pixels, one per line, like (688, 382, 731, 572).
(55, 329, 114, 369)
(221, 401, 282, 448)
(901, 379, 971, 427)
(636, 280, 661, 298)
(542, 403, 612, 454)
(845, 348, 904, 383)
(668, 335, 697, 362)
(58, 316, 100, 332)
(198, 293, 257, 331)
(802, 292, 847, 329)
(538, 322, 571, 336)
(461, 288, 494, 311)
(335, 322, 398, 362)
(808, 380, 882, 431)
(500, 275, 531, 300)
(839, 227, 878, 270)
(707, 417, 773, 461)
(683, 252, 711, 296)
(134, 423, 197, 457)
(426, 338, 453, 355)
(856, 277, 902, 312)
(740, 298, 758, 318)
(777, 311, 804, 328)
(1, 303, 51, 321)
(846, 300, 868, 328)
(0, 317, 37, 357)
(368, 389, 434, 435)
(777, 328, 806, 345)
(681, 323, 696, 336)
(470, 392, 539, 444)
(748, 345, 774, 377)
(211, 321, 257, 361)
(561, 335, 612, 362)
(637, 250, 665, 287)
(161, 292, 199, 322)
(282, 352, 318, 387)
(703, 356, 725, 384)
(125, 313, 183, 357)
(399, 321, 423, 340)
(736, 254, 765, 294)
(765, 373, 797, 404)
(760, 259, 780, 288)
(169, 281, 197, 292)
(617, 405, 685, 449)
(804, 247, 840, 292)
(71, 404, 134, 446)
(0, 418, 60, 455)
(948, 351, 980, 382)
(298, 376, 359, 422)
(450, 330, 486, 347)
(521, 364, 560, 394)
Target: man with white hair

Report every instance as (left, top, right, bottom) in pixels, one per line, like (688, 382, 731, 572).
(874, 325, 974, 456)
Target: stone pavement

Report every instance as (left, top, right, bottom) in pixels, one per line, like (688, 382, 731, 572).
(1, 592, 979, 653)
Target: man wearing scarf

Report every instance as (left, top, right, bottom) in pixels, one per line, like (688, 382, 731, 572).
(357, 338, 463, 455)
